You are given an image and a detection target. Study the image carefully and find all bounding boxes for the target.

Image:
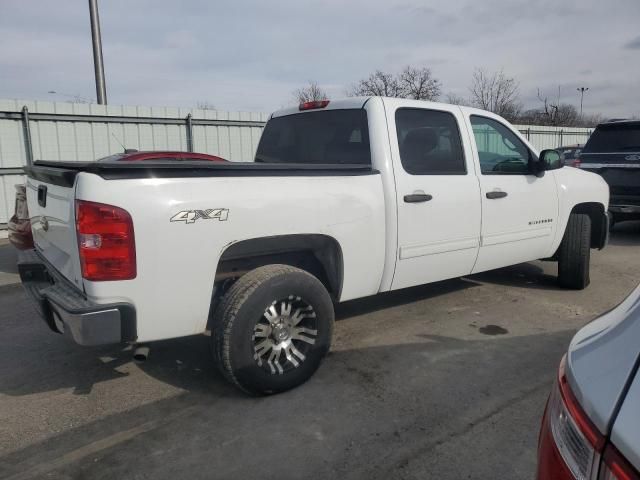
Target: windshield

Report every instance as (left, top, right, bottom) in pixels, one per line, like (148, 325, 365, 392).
(255, 109, 371, 165)
(582, 123, 640, 153)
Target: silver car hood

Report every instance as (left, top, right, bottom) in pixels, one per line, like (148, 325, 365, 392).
(566, 284, 640, 436)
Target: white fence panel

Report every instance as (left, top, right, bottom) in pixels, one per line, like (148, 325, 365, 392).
(513, 124, 593, 150)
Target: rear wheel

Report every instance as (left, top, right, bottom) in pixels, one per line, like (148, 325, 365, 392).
(558, 213, 591, 290)
(211, 264, 334, 395)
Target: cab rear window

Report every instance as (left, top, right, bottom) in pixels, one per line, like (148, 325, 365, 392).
(255, 109, 371, 165)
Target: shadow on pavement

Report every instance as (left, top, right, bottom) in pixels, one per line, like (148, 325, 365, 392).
(335, 277, 478, 320)
(0, 330, 572, 480)
(0, 275, 481, 398)
(0, 243, 18, 273)
(468, 262, 560, 291)
(609, 220, 640, 247)
(0, 259, 567, 402)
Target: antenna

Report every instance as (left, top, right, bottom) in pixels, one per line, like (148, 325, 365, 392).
(111, 132, 126, 152)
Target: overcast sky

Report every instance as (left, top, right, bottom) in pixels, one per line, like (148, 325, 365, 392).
(1, 0, 639, 116)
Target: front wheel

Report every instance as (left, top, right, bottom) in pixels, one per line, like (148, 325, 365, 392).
(558, 213, 591, 290)
(211, 264, 334, 395)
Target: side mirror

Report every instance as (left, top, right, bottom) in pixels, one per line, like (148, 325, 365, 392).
(539, 149, 564, 171)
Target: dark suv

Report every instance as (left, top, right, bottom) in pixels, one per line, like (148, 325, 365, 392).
(578, 120, 640, 227)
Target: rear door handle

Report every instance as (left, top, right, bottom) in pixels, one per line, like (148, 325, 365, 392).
(404, 193, 433, 203)
(486, 191, 508, 199)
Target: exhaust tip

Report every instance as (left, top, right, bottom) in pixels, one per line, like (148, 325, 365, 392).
(133, 344, 149, 362)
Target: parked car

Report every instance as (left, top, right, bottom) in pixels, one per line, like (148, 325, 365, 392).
(95, 150, 228, 163)
(536, 283, 640, 479)
(557, 144, 583, 167)
(18, 97, 609, 394)
(7, 184, 33, 250)
(576, 119, 640, 227)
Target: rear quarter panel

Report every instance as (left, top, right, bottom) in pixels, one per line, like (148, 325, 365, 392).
(75, 172, 386, 342)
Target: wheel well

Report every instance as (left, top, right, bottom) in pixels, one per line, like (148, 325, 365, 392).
(214, 234, 344, 300)
(570, 202, 606, 248)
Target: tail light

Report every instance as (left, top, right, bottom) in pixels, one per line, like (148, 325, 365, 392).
(600, 445, 640, 480)
(572, 157, 582, 168)
(537, 357, 640, 480)
(537, 356, 604, 479)
(299, 100, 330, 111)
(75, 200, 136, 281)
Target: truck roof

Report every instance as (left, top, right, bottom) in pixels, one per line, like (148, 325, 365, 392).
(271, 96, 502, 121)
(271, 97, 371, 118)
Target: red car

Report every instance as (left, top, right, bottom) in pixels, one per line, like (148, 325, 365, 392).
(96, 150, 228, 163)
(8, 150, 227, 250)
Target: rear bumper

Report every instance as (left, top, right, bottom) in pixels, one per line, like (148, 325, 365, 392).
(18, 250, 136, 346)
(609, 195, 640, 214)
(609, 205, 640, 214)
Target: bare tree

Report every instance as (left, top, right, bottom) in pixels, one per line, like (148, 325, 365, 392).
(197, 101, 216, 110)
(348, 66, 442, 100)
(445, 92, 468, 106)
(532, 89, 580, 126)
(293, 81, 329, 103)
(520, 104, 603, 127)
(577, 113, 605, 127)
(555, 104, 579, 126)
(398, 66, 441, 100)
(67, 95, 90, 104)
(469, 68, 522, 121)
(348, 70, 403, 97)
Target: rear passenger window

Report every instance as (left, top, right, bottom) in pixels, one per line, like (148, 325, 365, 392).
(395, 108, 466, 175)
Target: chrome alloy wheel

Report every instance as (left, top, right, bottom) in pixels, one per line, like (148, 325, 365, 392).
(252, 295, 318, 375)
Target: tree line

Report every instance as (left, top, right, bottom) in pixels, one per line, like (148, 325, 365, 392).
(293, 67, 607, 127)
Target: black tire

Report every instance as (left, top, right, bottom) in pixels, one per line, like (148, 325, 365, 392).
(211, 264, 334, 395)
(558, 213, 591, 289)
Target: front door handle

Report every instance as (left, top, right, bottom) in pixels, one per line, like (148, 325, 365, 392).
(486, 191, 508, 199)
(404, 193, 433, 203)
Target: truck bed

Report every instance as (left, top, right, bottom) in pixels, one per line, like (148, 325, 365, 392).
(24, 159, 387, 342)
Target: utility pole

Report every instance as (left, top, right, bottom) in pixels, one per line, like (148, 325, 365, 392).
(88, 0, 107, 104)
(577, 87, 589, 117)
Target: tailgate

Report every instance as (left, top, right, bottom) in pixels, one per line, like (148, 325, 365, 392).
(25, 176, 82, 287)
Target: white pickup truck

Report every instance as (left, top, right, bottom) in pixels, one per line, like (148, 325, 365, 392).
(19, 97, 610, 394)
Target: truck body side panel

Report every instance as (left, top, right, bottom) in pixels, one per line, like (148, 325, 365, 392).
(74, 172, 386, 342)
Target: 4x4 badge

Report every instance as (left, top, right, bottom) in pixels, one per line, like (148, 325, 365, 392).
(170, 209, 229, 224)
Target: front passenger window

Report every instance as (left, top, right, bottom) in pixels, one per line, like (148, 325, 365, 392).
(470, 116, 532, 175)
